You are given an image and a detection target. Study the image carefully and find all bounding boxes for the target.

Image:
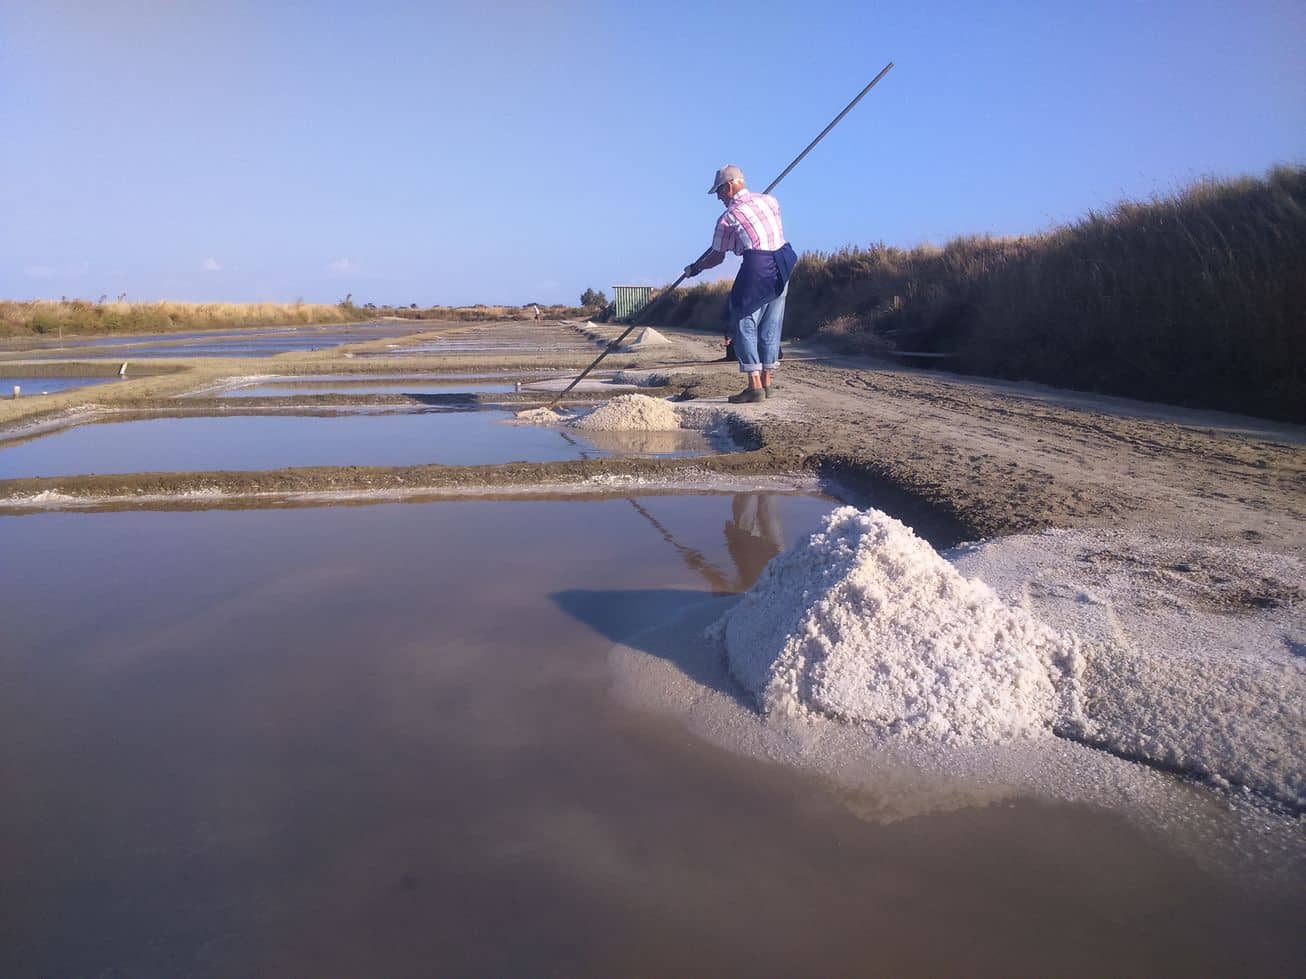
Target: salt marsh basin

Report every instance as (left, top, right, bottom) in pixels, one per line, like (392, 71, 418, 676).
(3, 496, 1299, 977)
(0, 318, 1301, 977)
(1, 375, 120, 396)
(0, 408, 729, 479)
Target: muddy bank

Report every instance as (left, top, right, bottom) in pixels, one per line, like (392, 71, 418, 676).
(0, 448, 813, 513)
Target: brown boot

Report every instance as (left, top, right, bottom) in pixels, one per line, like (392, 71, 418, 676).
(728, 387, 765, 404)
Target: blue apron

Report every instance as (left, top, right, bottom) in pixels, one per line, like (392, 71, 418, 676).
(726, 242, 797, 326)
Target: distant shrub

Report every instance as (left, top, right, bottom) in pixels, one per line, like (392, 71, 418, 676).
(580, 287, 608, 309)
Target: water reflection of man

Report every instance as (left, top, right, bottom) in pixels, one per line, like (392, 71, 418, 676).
(724, 493, 785, 588)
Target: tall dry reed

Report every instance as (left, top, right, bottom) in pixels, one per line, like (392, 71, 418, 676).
(0, 300, 367, 338)
(654, 166, 1306, 421)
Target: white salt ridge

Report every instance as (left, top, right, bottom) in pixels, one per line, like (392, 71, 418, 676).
(712, 506, 1082, 745)
(570, 393, 682, 432)
(951, 529, 1305, 810)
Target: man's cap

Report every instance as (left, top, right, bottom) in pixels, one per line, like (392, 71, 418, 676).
(709, 164, 744, 194)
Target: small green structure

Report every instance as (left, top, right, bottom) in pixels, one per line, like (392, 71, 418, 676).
(611, 284, 653, 322)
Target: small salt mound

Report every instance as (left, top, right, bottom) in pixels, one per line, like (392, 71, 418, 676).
(712, 506, 1078, 745)
(512, 406, 566, 425)
(570, 393, 681, 432)
(619, 327, 673, 351)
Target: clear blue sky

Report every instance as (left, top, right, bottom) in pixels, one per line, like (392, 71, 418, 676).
(2, 0, 1302, 306)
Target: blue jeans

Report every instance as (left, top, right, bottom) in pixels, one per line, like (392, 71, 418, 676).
(732, 283, 787, 373)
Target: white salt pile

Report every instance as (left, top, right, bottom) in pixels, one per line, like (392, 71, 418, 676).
(570, 393, 682, 432)
(712, 506, 1081, 745)
(619, 326, 673, 351)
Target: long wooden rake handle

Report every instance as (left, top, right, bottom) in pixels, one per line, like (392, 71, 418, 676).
(544, 61, 895, 409)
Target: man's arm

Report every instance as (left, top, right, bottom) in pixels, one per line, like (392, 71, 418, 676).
(684, 249, 726, 278)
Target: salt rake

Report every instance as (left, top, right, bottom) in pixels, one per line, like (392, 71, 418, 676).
(539, 61, 895, 412)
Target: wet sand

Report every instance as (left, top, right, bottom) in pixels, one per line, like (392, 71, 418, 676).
(3, 497, 1301, 977)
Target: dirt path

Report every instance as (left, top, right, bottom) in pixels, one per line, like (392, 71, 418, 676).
(640, 327, 1305, 552)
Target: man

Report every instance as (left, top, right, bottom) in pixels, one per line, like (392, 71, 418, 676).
(684, 164, 797, 403)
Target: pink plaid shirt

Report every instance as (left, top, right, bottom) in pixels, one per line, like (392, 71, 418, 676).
(711, 189, 786, 255)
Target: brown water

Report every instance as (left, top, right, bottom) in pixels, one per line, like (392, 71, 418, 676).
(1, 496, 1300, 977)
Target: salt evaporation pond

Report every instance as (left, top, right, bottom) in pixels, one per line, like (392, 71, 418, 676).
(0, 322, 424, 360)
(0, 375, 119, 396)
(220, 378, 518, 397)
(3, 495, 1299, 976)
(362, 340, 599, 356)
(359, 325, 600, 357)
(0, 409, 724, 478)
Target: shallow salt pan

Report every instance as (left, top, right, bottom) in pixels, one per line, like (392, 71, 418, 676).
(0, 409, 718, 479)
(1, 376, 119, 396)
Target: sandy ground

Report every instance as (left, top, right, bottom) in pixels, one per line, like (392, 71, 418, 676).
(638, 328, 1305, 552)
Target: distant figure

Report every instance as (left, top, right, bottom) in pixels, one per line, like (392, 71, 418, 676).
(531, 304, 542, 321)
(684, 164, 796, 403)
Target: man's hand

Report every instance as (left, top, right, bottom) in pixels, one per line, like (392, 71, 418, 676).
(683, 263, 700, 278)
